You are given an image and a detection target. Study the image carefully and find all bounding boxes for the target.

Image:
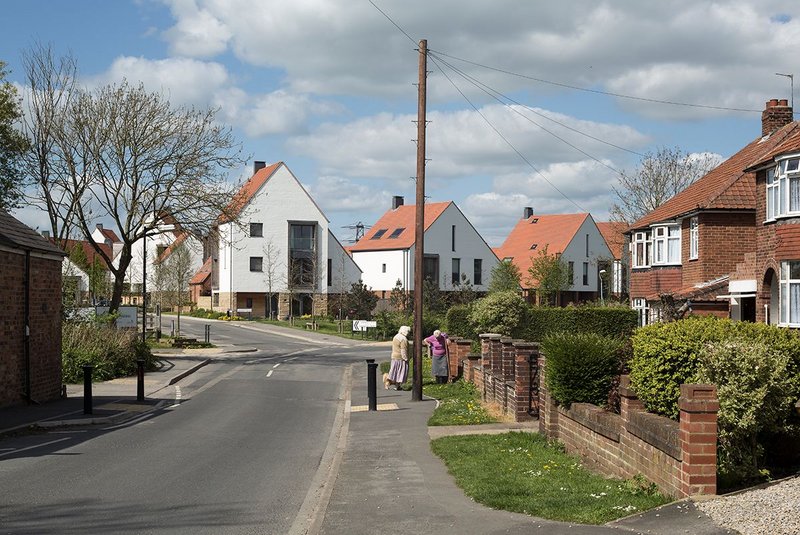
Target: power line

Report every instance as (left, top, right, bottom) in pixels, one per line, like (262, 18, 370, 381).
(428, 53, 586, 213)
(366, 0, 417, 46)
(430, 49, 763, 114)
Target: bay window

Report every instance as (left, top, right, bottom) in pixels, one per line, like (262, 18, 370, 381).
(780, 261, 800, 326)
(632, 231, 650, 268)
(767, 157, 800, 220)
(689, 217, 699, 260)
(632, 298, 650, 327)
(652, 224, 680, 265)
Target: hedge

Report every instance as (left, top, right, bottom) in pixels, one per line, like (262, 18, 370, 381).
(519, 306, 638, 342)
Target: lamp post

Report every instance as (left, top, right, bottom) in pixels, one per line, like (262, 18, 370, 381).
(599, 269, 606, 306)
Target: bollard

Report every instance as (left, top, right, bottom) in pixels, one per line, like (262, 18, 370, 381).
(171, 320, 175, 338)
(137, 359, 145, 401)
(366, 359, 378, 411)
(205, 324, 210, 344)
(83, 365, 93, 415)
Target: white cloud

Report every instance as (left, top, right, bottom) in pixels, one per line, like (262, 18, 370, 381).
(162, 0, 232, 57)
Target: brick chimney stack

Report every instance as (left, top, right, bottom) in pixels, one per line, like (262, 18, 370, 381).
(762, 98, 793, 137)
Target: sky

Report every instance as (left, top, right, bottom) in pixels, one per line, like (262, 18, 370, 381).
(2, 0, 799, 247)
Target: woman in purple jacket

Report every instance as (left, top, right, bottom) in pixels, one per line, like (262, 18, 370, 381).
(424, 329, 449, 384)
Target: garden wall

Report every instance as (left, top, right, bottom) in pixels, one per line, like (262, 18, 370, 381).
(462, 333, 719, 498)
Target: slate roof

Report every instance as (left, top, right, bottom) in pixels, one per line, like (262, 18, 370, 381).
(494, 213, 590, 276)
(348, 202, 451, 252)
(190, 256, 213, 285)
(630, 122, 800, 231)
(0, 210, 65, 256)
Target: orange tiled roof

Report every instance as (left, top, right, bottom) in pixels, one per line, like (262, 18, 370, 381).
(645, 276, 729, 302)
(494, 213, 590, 277)
(98, 228, 120, 243)
(61, 239, 113, 269)
(596, 221, 627, 260)
(156, 231, 190, 264)
(745, 122, 800, 170)
(219, 162, 283, 223)
(349, 202, 451, 251)
(630, 123, 800, 230)
(190, 257, 213, 285)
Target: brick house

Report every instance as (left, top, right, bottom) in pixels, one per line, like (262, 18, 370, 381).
(727, 100, 800, 325)
(495, 209, 612, 305)
(627, 99, 795, 325)
(0, 210, 66, 408)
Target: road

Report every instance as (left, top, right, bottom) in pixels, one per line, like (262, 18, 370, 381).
(0, 317, 380, 535)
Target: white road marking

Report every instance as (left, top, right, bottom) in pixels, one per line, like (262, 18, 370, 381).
(272, 363, 281, 368)
(170, 385, 182, 408)
(266, 370, 274, 378)
(0, 437, 70, 458)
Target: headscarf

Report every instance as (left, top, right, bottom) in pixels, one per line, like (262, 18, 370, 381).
(398, 325, 411, 336)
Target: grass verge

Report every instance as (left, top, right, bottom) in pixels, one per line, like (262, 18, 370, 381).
(430, 432, 669, 524)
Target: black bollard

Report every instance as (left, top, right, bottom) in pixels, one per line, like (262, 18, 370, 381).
(366, 359, 378, 411)
(137, 359, 145, 401)
(205, 324, 210, 344)
(83, 365, 93, 415)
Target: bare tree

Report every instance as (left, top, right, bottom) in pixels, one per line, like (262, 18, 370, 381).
(610, 146, 722, 225)
(165, 241, 194, 336)
(21, 47, 244, 312)
(526, 245, 571, 306)
(262, 239, 282, 320)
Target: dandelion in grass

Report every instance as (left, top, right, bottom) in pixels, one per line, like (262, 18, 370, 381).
(612, 505, 638, 512)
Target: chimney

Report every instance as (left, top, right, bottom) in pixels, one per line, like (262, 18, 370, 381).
(96, 223, 103, 231)
(254, 160, 266, 174)
(762, 98, 793, 137)
(523, 207, 534, 219)
(392, 196, 404, 209)
(41, 230, 50, 238)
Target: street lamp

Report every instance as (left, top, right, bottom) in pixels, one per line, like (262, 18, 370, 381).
(599, 269, 607, 306)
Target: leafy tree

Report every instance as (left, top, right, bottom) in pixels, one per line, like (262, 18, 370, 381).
(389, 279, 411, 314)
(610, 146, 721, 225)
(488, 259, 521, 293)
(343, 281, 378, 320)
(526, 245, 571, 305)
(469, 291, 527, 337)
(0, 61, 29, 210)
(21, 47, 243, 313)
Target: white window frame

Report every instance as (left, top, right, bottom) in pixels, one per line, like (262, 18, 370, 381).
(779, 261, 800, 326)
(767, 156, 800, 220)
(631, 231, 651, 268)
(689, 217, 699, 260)
(652, 224, 681, 265)
(632, 298, 650, 327)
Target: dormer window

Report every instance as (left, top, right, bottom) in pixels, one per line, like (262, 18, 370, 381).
(767, 156, 800, 220)
(371, 229, 388, 239)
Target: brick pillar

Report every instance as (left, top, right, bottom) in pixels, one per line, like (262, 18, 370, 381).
(500, 338, 515, 382)
(451, 338, 471, 381)
(679, 384, 719, 496)
(513, 342, 537, 422)
(618, 375, 644, 423)
(465, 354, 480, 384)
(538, 354, 558, 438)
(479, 334, 501, 370)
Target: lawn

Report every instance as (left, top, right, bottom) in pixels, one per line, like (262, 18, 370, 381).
(430, 432, 670, 524)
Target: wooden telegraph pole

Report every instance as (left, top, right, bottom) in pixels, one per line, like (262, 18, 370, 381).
(412, 39, 427, 402)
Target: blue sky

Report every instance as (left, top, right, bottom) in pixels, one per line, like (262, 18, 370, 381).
(2, 0, 799, 246)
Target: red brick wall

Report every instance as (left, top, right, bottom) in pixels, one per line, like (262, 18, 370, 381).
(0, 249, 63, 408)
(682, 212, 755, 286)
(629, 266, 682, 299)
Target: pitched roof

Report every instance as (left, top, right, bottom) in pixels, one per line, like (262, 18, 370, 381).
(630, 123, 800, 230)
(219, 161, 283, 223)
(745, 122, 800, 170)
(61, 239, 113, 269)
(348, 202, 451, 251)
(156, 231, 189, 264)
(98, 227, 120, 243)
(0, 210, 65, 256)
(190, 256, 213, 285)
(494, 213, 590, 276)
(596, 221, 627, 260)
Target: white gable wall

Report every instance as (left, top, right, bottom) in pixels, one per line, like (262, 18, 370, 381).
(559, 216, 613, 292)
(352, 249, 410, 292)
(327, 232, 363, 292)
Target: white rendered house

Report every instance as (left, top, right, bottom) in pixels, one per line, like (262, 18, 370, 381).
(349, 196, 499, 298)
(211, 161, 361, 318)
(495, 208, 613, 305)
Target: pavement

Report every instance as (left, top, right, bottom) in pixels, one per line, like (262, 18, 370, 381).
(0, 346, 736, 535)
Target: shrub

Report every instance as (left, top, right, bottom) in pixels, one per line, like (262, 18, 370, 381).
(375, 309, 445, 340)
(62, 322, 156, 383)
(521, 306, 638, 342)
(446, 304, 476, 340)
(469, 291, 527, 337)
(541, 331, 623, 408)
(697, 340, 797, 482)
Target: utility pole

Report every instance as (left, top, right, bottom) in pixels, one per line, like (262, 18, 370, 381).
(412, 39, 427, 402)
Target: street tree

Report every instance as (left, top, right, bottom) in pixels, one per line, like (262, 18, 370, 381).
(21, 47, 243, 312)
(262, 239, 282, 320)
(343, 281, 378, 320)
(526, 245, 571, 306)
(0, 61, 29, 210)
(165, 241, 194, 336)
(389, 279, 411, 314)
(610, 146, 721, 225)
(488, 259, 521, 293)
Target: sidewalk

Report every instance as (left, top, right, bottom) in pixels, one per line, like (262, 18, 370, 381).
(318, 363, 736, 535)
(0, 353, 213, 436)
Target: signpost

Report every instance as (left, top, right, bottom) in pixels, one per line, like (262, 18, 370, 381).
(352, 320, 377, 332)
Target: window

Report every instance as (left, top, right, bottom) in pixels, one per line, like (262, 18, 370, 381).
(388, 228, 405, 239)
(473, 259, 482, 285)
(530, 244, 538, 250)
(568, 261, 574, 285)
(371, 229, 387, 239)
(582, 262, 588, 286)
(451, 225, 456, 251)
(689, 217, 699, 260)
(632, 298, 650, 327)
(249, 222, 263, 237)
(327, 258, 332, 286)
(289, 224, 316, 287)
(213, 293, 219, 306)
(452, 258, 460, 285)
(632, 231, 651, 268)
(249, 256, 263, 272)
(423, 255, 439, 285)
(245, 297, 253, 309)
(382, 263, 386, 273)
(780, 261, 800, 325)
(652, 224, 680, 265)
(585, 234, 589, 257)
(767, 158, 800, 220)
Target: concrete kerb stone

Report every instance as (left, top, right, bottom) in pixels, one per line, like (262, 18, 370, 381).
(34, 399, 170, 429)
(167, 358, 212, 385)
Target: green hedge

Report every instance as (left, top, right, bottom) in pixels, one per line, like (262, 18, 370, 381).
(520, 306, 638, 342)
(62, 322, 157, 383)
(541, 331, 623, 408)
(446, 304, 477, 340)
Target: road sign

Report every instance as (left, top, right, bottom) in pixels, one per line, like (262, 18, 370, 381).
(352, 320, 377, 332)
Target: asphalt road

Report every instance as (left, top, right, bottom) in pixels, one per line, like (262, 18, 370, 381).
(0, 318, 378, 535)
